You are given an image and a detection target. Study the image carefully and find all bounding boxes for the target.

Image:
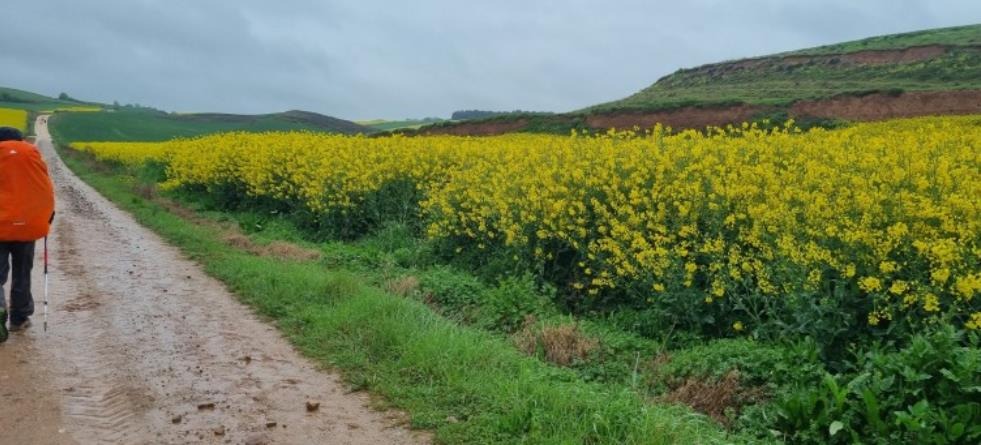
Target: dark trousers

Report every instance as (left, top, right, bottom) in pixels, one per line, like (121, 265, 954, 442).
(0, 242, 35, 324)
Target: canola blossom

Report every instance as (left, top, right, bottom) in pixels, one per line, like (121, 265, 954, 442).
(74, 141, 172, 166)
(0, 108, 28, 132)
(73, 116, 981, 330)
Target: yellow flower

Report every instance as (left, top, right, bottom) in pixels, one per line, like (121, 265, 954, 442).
(70, 115, 981, 327)
(954, 274, 980, 301)
(966, 312, 981, 330)
(859, 277, 882, 293)
(879, 261, 898, 274)
(889, 281, 909, 295)
(868, 312, 880, 326)
(711, 279, 726, 297)
(0, 108, 28, 132)
(732, 321, 744, 332)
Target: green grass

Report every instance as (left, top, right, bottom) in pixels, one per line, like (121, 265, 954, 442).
(591, 54, 981, 112)
(56, 132, 981, 443)
(56, 146, 752, 444)
(359, 118, 448, 131)
(1, 85, 371, 142)
(50, 108, 370, 142)
(0, 86, 101, 112)
(589, 24, 981, 112)
(70, 154, 818, 443)
(786, 23, 981, 56)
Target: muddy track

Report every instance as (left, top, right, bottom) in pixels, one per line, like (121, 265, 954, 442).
(0, 117, 428, 444)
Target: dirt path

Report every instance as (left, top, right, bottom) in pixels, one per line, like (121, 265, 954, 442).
(0, 117, 428, 444)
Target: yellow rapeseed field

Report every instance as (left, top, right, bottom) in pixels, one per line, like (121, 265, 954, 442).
(73, 116, 981, 330)
(75, 141, 172, 165)
(0, 107, 28, 132)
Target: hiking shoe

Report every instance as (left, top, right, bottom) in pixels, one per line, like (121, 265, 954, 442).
(9, 318, 30, 332)
(0, 309, 7, 343)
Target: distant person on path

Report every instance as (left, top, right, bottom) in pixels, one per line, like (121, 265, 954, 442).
(0, 126, 55, 341)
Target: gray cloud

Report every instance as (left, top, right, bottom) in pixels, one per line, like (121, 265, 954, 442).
(1, 0, 978, 119)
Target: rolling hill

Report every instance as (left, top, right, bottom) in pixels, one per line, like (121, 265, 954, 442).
(590, 23, 980, 112)
(356, 117, 446, 131)
(411, 23, 981, 136)
(0, 86, 102, 112)
(1, 86, 370, 141)
(49, 108, 371, 142)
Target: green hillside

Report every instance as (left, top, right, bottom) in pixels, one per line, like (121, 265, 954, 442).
(1, 85, 370, 141)
(50, 108, 370, 142)
(0, 86, 101, 111)
(590, 24, 981, 112)
(357, 117, 447, 131)
(787, 23, 981, 55)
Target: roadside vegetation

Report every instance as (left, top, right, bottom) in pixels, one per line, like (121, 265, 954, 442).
(57, 141, 754, 445)
(64, 114, 981, 444)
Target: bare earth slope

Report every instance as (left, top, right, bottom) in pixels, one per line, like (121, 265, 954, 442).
(409, 24, 981, 136)
(0, 117, 427, 444)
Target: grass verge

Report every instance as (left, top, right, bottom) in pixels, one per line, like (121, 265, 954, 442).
(55, 147, 748, 444)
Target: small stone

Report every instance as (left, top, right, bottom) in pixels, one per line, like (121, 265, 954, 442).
(171, 415, 182, 424)
(198, 402, 215, 411)
(214, 426, 226, 436)
(265, 421, 277, 429)
(305, 401, 320, 412)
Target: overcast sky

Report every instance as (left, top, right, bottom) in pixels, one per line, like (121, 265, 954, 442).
(1, 1, 978, 120)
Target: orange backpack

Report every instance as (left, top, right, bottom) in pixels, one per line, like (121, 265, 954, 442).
(0, 140, 55, 241)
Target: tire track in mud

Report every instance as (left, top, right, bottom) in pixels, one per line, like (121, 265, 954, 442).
(51, 217, 147, 444)
(19, 117, 430, 444)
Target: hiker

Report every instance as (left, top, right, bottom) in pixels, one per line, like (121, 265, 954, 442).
(0, 126, 55, 340)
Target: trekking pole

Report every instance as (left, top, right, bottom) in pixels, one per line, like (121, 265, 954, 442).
(43, 236, 49, 332)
